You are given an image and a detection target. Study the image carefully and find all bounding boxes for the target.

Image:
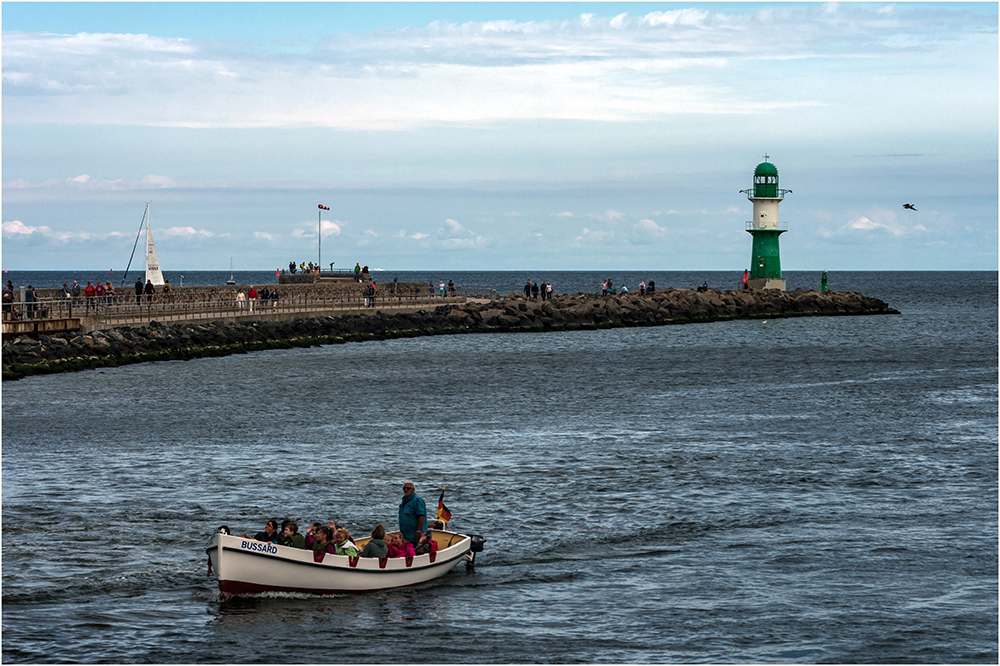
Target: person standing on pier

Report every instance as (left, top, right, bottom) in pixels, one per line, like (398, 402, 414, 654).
(134, 277, 143, 305)
(84, 281, 96, 314)
(248, 286, 257, 313)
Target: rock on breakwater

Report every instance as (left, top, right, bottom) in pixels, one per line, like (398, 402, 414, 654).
(2, 288, 897, 380)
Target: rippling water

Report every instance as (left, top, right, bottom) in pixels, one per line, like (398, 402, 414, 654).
(2, 272, 996, 663)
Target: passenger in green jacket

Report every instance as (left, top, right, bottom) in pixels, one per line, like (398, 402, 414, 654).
(358, 524, 388, 558)
(280, 521, 306, 549)
(333, 528, 359, 557)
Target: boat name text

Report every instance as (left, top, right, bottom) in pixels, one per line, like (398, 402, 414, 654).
(241, 540, 278, 555)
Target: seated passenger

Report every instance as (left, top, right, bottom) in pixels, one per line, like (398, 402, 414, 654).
(311, 526, 336, 554)
(414, 530, 438, 556)
(328, 520, 355, 543)
(280, 521, 306, 548)
(304, 522, 323, 549)
(254, 519, 279, 543)
(333, 528, 359, 557)
(358, 524, 388, 558)
(387, 533, 415, 559)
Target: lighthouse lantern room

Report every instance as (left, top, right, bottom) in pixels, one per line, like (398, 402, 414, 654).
(740, 156, 791, 291)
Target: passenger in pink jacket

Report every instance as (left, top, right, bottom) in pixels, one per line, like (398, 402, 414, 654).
(387, 533, 415, 558)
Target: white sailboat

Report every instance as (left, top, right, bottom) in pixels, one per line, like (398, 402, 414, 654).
(144, 202, 164, 286)
(227, 258, 236, 285)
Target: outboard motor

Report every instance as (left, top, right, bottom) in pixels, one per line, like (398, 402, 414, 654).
(466, 534, 486, 571)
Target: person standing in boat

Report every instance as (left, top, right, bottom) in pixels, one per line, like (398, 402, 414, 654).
(399, 481, 427, 545)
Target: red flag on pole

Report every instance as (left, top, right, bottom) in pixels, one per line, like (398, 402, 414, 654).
(437, 487, 452, 524)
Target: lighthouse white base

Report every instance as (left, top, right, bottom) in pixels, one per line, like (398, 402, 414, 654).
(746, 278, 787, 292)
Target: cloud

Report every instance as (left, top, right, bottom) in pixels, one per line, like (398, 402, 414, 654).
(2, 219, 128, 242)
(832, 207, 933, 237)
(253, 231, 275, 241)
(2, 220, 43, 236)
(552, 211, 574, 218)
(843, 213, 907, 236)
(641, 9, 710, 27)
(3, 174, 178, 191)
(160, 226, 214, 238)
(409, 232, 429, 240)
(572, 226, 614, 245)
(635, 218, 666, 233)
(589, 209, 627, 221)
(432, 218, 488, 250)
(293, 219, 344, 239)
(8, 4, 980, 130)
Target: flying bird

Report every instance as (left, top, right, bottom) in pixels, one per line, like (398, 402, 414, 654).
(903, 203, 917, 211)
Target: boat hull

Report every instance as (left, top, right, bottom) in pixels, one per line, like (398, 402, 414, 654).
(208, 532, 475, 598)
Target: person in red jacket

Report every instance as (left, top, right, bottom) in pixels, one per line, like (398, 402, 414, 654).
(247, 286, 257, 313)
(84, 281, 96, 313)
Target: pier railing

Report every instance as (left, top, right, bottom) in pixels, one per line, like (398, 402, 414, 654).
(745, 220, 789, 232)
(2, 290, 481, 331)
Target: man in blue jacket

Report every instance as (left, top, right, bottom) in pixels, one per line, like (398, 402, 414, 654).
(398, 482, 427, 545)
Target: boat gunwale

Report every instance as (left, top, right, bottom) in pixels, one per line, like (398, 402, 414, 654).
(210, 543, 472, 575)
(208, 531, 473, 575)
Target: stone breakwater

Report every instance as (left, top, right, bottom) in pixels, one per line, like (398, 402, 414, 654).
(2, 288, 897, 380)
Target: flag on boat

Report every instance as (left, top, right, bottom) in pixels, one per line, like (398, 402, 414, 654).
(437, 487, 452, 524)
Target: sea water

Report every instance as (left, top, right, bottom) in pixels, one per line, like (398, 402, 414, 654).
(2, 271, 996, 663)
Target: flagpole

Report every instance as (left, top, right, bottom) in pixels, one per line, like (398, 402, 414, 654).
(318, 204, 330, 275)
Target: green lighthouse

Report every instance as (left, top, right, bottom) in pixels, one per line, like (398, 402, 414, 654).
(740, 157, 791, 291)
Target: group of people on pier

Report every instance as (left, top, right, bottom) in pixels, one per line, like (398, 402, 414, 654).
(235, 286, 279, 311)
(288, 261, 321, 274)
(523, 280, 553, 300)
(600, 279, 656, 296)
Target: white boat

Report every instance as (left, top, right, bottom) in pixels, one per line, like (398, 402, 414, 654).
(207, 529, 485, 599)
(144, 202, 164, 286)
(226, 258, 236, 285)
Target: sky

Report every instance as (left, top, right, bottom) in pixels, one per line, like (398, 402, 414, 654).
(2, 2, 997, 271)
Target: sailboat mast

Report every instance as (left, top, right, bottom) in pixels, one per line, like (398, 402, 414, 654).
(144, 202, 150, 277)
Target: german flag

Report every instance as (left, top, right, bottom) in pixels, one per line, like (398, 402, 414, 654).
(437, 487, 453, 524)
